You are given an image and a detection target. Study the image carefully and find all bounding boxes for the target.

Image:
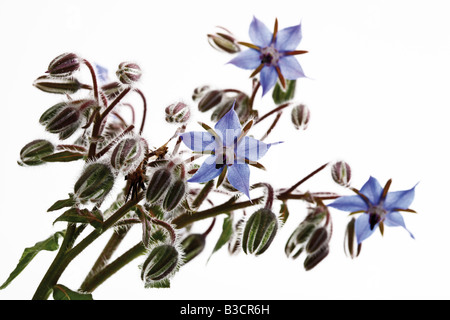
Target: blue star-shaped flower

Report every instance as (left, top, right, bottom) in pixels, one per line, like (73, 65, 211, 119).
(328, 177, 417, 244)
(228, 17, 307, 96)
(180, 103, 280, 199)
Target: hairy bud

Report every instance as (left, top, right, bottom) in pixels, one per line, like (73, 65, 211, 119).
(242, 208, 278, 256)
(331, 161, 352, 187)
(291, 103, 310, 130)
(198, 90, 224, 112)
(110, 136, 148, 173)
(163, 179, 186, 211)
(116, 62, 142, 84)
(33, 75, 81, 94)
(141, 244, 179, 287)
(207, 29, 241, 54)
(165, 102, 191, 124)
(344, 218, 361, 259)
(74, 163, 115, 203)
(192, 85, 210, 102)
(146, 168, 172, 203)
(304, 245, 329, 271)
(47, 52, 81, 77)
(19, 139, 55, 166)
(180, 234, 205, 263)
(101, 81, 124, 100)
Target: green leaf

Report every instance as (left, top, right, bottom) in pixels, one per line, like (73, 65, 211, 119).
(47, 194, 75, 212)
(53, 284, 93, 300)
(207, 216, 233, 262)
(0, 231, 65, 290)
(53, 208, 103, 229)
(272, 79, 296, 105)
(42, 150, 84, 162)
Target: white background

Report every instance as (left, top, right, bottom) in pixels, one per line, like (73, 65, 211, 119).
(1, 0, 449, 300)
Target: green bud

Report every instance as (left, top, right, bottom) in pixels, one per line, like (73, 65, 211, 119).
(19, 139, 55, 166)
(331, 160, 352, 187)
(146, 168, 172, 203)
(141, 244, 179, 285)
(39, 102, 66, 126)
(180, 234, 205, 263)
(207, 31, 241, 54)
(33, 75, 81, 94)
(285, 222, 315, 259)
(163, 179, 186, 211)
(242, 208, 278, 256)
(74, 163, 115, 203)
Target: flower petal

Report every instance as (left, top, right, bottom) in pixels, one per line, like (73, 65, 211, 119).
(275, 23, 302, 51)
(214, 103, 241, 146)
(384, 212, 415, 239)
(249, 16, 272, 47)
(278, 56, 306, 80)
(327, 195, 368, 212)
(383, 184, 417, 212)
(235, 136, 271, 162)
(227, 163, 251, 199)
(179, 131, 216, 152)
(188, 155, 223, 183)
(260, 66, 278, 96)
(228, 49, 261, 70)
(355, 213, 377, 244)
(360, 176, 383, 205)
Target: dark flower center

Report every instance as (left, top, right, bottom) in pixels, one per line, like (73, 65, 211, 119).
(367, 206, 387, 230)
(260, 46, 280, 66)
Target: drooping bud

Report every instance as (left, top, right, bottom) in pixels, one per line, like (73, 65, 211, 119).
(110, 136, 148, 173)
(165, 102, 191, 124)
(163, 179, 186, 211)
(74, 163, 115, 203)
(19, 139, 55, 166)
(331, 160, 352, 187)
(304, 245, 329, 271)
(116, 62, 142, 84)
(39, 102, 66, 126)
(33, 75, 81, 94)
(305, 227, 329, 254)
(207, 28, 241, 54)
(198, 90, 224, 112)
(47, 53, 81, 77)
(241, 208, 278, 256)
(291, 103, 310, 130)
(146, 168, 172, 203)
(180, 234, 205, 264)
(285, 222, 315, 259)
(192, 85, 210, 102)
(101, 81, 124, 100)
(141, 244, 179, 287)
(344, 218, 361, 259)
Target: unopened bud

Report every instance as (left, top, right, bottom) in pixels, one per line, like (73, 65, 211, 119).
(285, 222, 315, 259)
(101, 81, 124, 100)
(304, 245, 329, 271)
(47, 52, 81, 77)
(165, 102, 191, 124)
(141, 244, 179, 286)
(198, 90, 223, 112)
(33, 75, 81, 94)
(305, 227, 329, 254)
(163, 179, 186, 211)
(116, 62, 142, 84)
(331, 160, 351, 187)
(344, 218, 361, 259)
(192, 85, 210, 102)
(242, 208, 278, 256)
(207, 31, 241, 54)
(19, 139, 55, 166)
(74, 163, 115, 203)
(146, 168, 172, 203)
(180, 234, 205, 263)
(291, 103, 310, 130)
(110, 136, 148, 173)
(39, 102, 66, 126)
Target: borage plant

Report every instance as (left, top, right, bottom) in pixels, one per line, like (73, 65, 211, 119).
(2, 16, 418, 300)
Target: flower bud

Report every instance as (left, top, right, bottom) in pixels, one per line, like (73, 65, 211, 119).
(180, 234, 205, 263)
(19, 139, 55, 166)
(146, 168, 172, 203)
(33, 75, 81, 94)
(285, 222, 315, 259)
(305, 227, 329, 254)
(344, 217, 361, 259)
(241, 208, 278, 256)
(101, 81, 124, 100)
(165, 102, 191, 124)
(228, 217, 245, 256)
(141, 244, 179, 286)
(163, 179, 186, 211)
(39, 102, 66, 126)
(74, 163, 115, 203)
(198, 90, 224, 112)
(207, 31, 241, 54)
(47, 52, 81, 77)
(192, 85, 210, 102)
(291, 103, 310, 130)
(110, 136, 148, 173)
(116, 62, 142, 84)
(331, 160, 352, 187)
(304, 245, 329, 271)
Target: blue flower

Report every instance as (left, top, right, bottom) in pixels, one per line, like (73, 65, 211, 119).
(180, 103, 280, 199)
(328, 177, 417, 244)
(228, 17, 307, 96)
